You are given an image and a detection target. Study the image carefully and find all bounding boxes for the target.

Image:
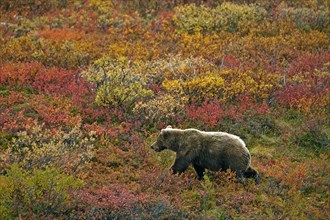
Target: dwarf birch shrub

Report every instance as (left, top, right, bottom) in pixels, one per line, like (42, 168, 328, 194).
(173, 3, 267, 34)
(0, 164, 83, 219)
(279, 6, 329, 32)
(82, 56, 153, 110)
(0, 0, 68, 15)
(133, 94, 188, 126)
(147, 56, 225, 102)
(6, 122, 94, 173)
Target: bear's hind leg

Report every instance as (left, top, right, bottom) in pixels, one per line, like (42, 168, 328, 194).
(193, 163, 205, 180)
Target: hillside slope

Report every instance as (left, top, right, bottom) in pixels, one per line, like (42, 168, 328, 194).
(0, 0, 329, 219)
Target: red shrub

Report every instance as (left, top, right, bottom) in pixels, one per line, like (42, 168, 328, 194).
(0, 91, 25, 106)
(222, 54, 241, 69)
(276, 52, 330, 112)
(0, 62, 92, 99)
(186, 96, 271, 127)
(0, 62, 43, 86)
(74, 182, 177, 217)
(288, 52, 329, 77)
(1, 110, 30, 133)
(227, 95, 271, 119)
(29, 95, 81, 126)
(187, 99, 223, 127)
(77, 184, 152, 210)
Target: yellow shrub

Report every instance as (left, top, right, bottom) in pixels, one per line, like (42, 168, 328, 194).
(0, 36, 100, 68)
(0, 36, 41, 62)
(156, 56, 226, 101)
(220, 69, 280, 100)
(185, 72, 225, 99)
(179, 32, 234, 60)
(162, 79, 184, 94)
(160, 56, 279, 101)
(39, 39, 100, 68)
(288, 30, 329, 51)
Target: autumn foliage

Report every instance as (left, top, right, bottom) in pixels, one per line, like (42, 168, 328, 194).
(0, 0, 329, 219)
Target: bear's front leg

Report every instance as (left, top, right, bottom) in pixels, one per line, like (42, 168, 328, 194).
(193, 163, 205, 180)
(171, 157, 190, 175)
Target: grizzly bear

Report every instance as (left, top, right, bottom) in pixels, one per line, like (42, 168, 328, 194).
(151, 126, 260, 183)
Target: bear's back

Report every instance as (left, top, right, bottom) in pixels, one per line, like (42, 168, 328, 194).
(183, 129, 245, 147)
(201, 131, 246, 148)
(167, 128, 247, 152)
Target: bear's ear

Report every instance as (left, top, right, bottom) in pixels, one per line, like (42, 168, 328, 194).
(166, 125, 172, 129)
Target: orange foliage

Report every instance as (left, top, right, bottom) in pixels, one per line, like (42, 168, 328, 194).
(37, 28, 88, 41)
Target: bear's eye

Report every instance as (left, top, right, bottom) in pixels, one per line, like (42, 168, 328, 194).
(163, 131, 169, 139)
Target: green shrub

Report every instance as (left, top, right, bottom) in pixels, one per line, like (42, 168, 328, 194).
(0, 0, 68, 15)
(291, 120, 330, 154)
(173, 3, 267, 34)
(279, 6, 329, 32)
(0, 164, 83, 219)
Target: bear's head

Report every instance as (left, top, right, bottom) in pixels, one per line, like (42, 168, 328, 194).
(151, 126, 175, 152)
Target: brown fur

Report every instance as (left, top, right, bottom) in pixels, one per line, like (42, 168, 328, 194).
(151, 126, 260, 183)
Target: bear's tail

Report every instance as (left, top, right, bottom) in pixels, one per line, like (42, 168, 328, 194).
(244, 166, 260, 184)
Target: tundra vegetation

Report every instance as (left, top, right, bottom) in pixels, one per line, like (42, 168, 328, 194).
(0, 0, 329, 219)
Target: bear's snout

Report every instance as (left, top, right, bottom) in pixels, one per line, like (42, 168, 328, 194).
(151, 142, 164, 152)
(150, 143, 158, 152)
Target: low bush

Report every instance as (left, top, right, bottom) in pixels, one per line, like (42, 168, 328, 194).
(0, 0, 68, 15)
(3, 122, 95, 173)
(279, 6, 329, 32)
(0, 164, 83, 219)
(82, 56, 153, 111)
(173, 3, 267, 34)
